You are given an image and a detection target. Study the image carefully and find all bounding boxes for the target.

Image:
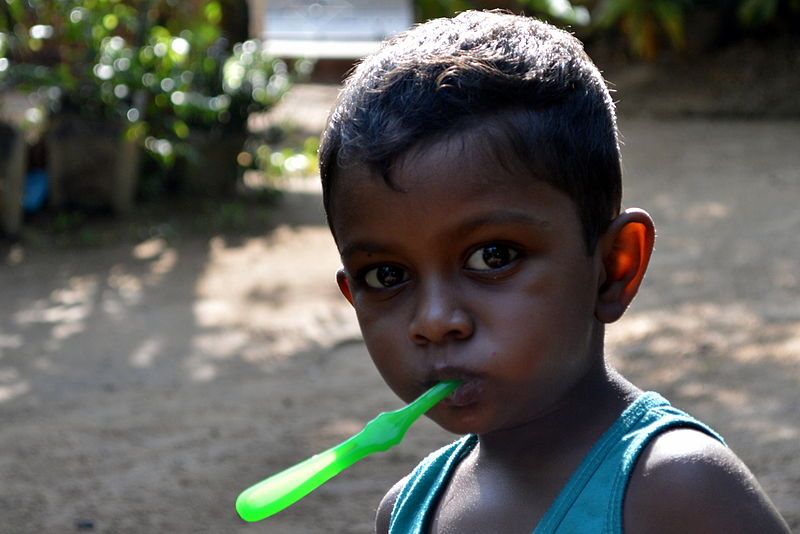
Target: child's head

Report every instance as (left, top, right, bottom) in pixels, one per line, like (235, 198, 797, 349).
(320, 11, 654, 435)
(320, 10, 622, 252)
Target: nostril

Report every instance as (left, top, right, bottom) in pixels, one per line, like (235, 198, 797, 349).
(408, 308, 474, 345)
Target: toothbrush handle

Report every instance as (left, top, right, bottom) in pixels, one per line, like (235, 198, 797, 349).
(236, 434, 361, 522)
(235, 381, 459, 522)
(236, 414, 403, 523)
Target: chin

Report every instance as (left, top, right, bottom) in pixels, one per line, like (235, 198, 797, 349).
(429, 407, 492, 436)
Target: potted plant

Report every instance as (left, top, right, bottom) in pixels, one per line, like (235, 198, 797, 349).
(2, 0, 145, 213)
(3, 0, 296, 212)
(136, 4, 295, 196)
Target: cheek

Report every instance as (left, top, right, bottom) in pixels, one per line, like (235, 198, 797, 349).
(353, 301, 412, 373)
(532, 276, 600, 378)
(354, 299, 400, 342)
(486, 270, 596, 355)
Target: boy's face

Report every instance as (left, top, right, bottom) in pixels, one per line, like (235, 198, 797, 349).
(330, 133, 606, 436)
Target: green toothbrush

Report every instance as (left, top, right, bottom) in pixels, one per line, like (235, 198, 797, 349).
(235, 380, 460, 522)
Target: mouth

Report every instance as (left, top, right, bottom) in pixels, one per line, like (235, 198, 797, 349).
(441, 379, 483, 407)
(424, 368, 484, 408)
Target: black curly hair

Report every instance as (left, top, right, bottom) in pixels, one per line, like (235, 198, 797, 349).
(319, 10, 622, 252)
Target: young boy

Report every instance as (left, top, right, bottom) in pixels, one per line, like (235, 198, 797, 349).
(317, 11, 790, 533)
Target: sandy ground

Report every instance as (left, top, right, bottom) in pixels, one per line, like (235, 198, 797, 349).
(1, 84, 799, 533)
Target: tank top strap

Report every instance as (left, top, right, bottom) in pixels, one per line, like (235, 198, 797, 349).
(604, 394, 725, 532)
(535, 392, 725, 533)
(389, 434, 478, 534)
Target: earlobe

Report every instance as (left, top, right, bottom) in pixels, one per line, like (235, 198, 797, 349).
(596, 208, 655, 323)
(336, 269, 354, 306)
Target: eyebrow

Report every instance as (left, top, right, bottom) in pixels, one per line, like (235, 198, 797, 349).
(339, 210, 550, 260)
(340, 241, 392, 260)
(451, 210, 552, 236)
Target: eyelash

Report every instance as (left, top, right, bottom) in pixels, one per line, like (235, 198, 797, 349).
(464, 243, 520, 272)
(359, 264, 409, 290)
(356, 243, 522, 290)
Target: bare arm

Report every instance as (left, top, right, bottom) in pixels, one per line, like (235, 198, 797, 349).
(624, 428, 790, 533)
(376, 476, 409, 534)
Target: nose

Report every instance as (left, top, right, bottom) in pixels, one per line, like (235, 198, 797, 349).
(408, 279, 474, 345)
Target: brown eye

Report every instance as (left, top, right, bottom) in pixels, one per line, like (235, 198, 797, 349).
(364, 265, 409, 288)
(466, 244, 518, 271)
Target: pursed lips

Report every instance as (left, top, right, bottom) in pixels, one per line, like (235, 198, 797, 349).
(424, 363, 480, 384)
(423, 365, 486, 407)
(442, 379, 484, 407)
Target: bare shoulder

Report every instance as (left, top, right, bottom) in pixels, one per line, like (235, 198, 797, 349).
(375, 475, 409, 534)
(624, 428, 790, 533)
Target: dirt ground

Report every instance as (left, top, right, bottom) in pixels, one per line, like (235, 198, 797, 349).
(1, 81, 799, 533)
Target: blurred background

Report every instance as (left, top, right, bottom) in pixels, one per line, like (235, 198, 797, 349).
(1, 1, 798, 532)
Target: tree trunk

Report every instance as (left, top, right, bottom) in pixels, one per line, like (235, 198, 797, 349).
(0, 123, 26, 237)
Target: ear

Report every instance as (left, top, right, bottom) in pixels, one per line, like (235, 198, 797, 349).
(595, 208, 655, 323)
(336, 269, 354, 306)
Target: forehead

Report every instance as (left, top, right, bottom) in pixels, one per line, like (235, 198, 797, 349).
(331, 129, 532, 210)
(329, 131, 583, 248)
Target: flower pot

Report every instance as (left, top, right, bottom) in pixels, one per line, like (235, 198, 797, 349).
(45, 114, 140, 214)
(180, 128, 247, 197)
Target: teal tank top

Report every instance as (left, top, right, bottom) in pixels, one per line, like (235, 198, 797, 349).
(388, 392, 725, 534)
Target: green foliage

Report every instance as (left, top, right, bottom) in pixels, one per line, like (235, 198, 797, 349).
(222, 41, 295, 125)
(0, 34, 8, 89)
(414, 0, 590, 25)
(3, 0, 298, 196)
(414, 0, 473, 23)
(239, 126, 320, 186)
(413, 0, 798, 59)
(594, 0, 800, 57)
(594, 0, 693, 60)
(1, 0, 141, 118)
(519, 0, 591, 25)
(737, 0, 800, 26)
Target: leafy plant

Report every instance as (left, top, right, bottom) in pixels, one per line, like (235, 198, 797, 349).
(239, 126, 320, 186)
(519, 0, 591, 25)
(1, 0, 143, 119)
(414, 0, 474, 23)
(414, 0, 590, 25)
(0, 29, 9, 90)
(134, 25, 294, 173)
(3, 0, 301, 197)
(737, 0, 800, 26)
(594, 0, 694, 60)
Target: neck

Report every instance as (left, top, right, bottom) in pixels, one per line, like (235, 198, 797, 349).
(476, 359, 640, 464)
